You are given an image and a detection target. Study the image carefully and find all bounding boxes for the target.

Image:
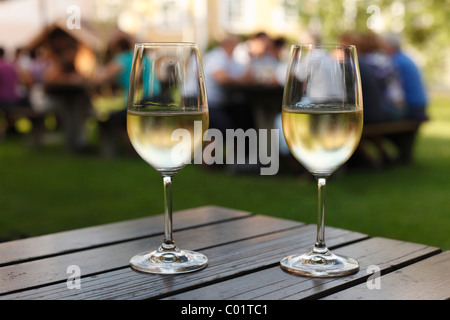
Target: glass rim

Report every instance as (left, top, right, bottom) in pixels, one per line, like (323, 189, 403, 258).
(291, 43, 356, 50)
(134, 42, 199, 48)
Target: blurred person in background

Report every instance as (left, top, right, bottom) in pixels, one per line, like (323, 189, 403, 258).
(96, 33, 135, 103)
(43, 30, 93, 153)
(271, 37, 289, 86)
(339, 31, 389, 168)
(202, 34, 256, 169)
(0, 47, 21, 136)
(383, 33, 428, 121)
(13, 48, 33, 107)
(203, 34, 252, 133)
(94, 33, 138, 156)
(94, 31, 162, 157)
(27, 47, 53, 114)
(357, 31, 406, 123)
(340, 31, 384, 124)
(245, 32, 280, 86)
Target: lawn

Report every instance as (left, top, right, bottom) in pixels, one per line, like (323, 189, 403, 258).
(0, 94, 449, 250)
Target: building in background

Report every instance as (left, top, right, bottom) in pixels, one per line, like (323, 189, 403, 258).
(95, 0, 301, 49)
(0, 0, 301, 54)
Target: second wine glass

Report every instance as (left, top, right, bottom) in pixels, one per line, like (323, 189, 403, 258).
(280, 44, 364, 277)
(127, 43, 209, 274)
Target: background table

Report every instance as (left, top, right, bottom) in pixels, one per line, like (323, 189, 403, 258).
(0, 206, 448, 300)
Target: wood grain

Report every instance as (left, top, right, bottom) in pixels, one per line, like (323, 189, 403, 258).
(1, 224, 366, 299)
(0, 206, 251, 266)
(165, 237, 440, 300)
(0, 214, 303, 297)
(323, 250, 449, 300)
(0, 206, 444, 300)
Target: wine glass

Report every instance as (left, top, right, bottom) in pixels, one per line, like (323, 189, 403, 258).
(127, 43, 209, 274)
(280, 44, 363, 277)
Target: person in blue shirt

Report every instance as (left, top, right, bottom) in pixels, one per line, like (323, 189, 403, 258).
(98, 35, 161, 107)
(112, 47, 134, 99)
(384, 34, 428, 121)
(96, 34, 159, 156)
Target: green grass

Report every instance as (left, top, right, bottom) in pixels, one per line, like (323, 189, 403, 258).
(0, 94, 449, 250)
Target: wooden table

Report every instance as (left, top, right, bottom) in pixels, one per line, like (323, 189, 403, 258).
(0, 206, 448, 302)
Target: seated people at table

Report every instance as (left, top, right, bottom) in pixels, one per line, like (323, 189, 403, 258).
(383, 33, 428, 121)
(357, 31, 406, 123)
(341, 32, 413, 167)
(203, 34, 252, 133)
(276, 31, 346, 172)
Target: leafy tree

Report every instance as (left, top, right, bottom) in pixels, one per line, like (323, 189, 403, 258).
(294, 0, 450, 83)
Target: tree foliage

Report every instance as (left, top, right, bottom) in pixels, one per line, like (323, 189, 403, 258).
(294, 0, 450, 83)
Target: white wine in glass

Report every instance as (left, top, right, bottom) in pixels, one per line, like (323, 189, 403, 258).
(127, 43, 209, 274)
(127, 110, 208, 173)
(281, 44, 363, 277)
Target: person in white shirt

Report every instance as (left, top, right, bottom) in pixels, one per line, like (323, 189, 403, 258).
(203, 34, 250, 133)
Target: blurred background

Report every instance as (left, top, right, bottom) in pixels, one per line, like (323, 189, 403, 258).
(0, 0, 449, 250)
(1, 0, 449, 88)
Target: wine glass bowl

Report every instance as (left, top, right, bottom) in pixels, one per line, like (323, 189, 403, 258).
(280, 44, 363, 277)
(127, 43, 209, 274)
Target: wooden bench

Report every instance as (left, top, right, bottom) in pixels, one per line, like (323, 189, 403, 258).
(363, 119, 422, 137)
(357, 119, 424, 166)
(0, 106, 46, 147)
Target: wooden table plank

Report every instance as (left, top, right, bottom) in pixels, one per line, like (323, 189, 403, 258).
(323, 250, 450, 300)
(1, 206, 443, 301)
(0, 206, 251, 266)
(165, 237, 440, 300)
(0, 214, 303, 297)
(0, 224, 366, 300)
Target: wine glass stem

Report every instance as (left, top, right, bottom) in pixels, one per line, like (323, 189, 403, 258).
(314, 177, 328, 253)
(162, 175, 176, 251)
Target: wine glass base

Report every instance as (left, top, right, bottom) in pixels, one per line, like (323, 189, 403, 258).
(280, 249, 359, 277)
(130, 248, 208, 274)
